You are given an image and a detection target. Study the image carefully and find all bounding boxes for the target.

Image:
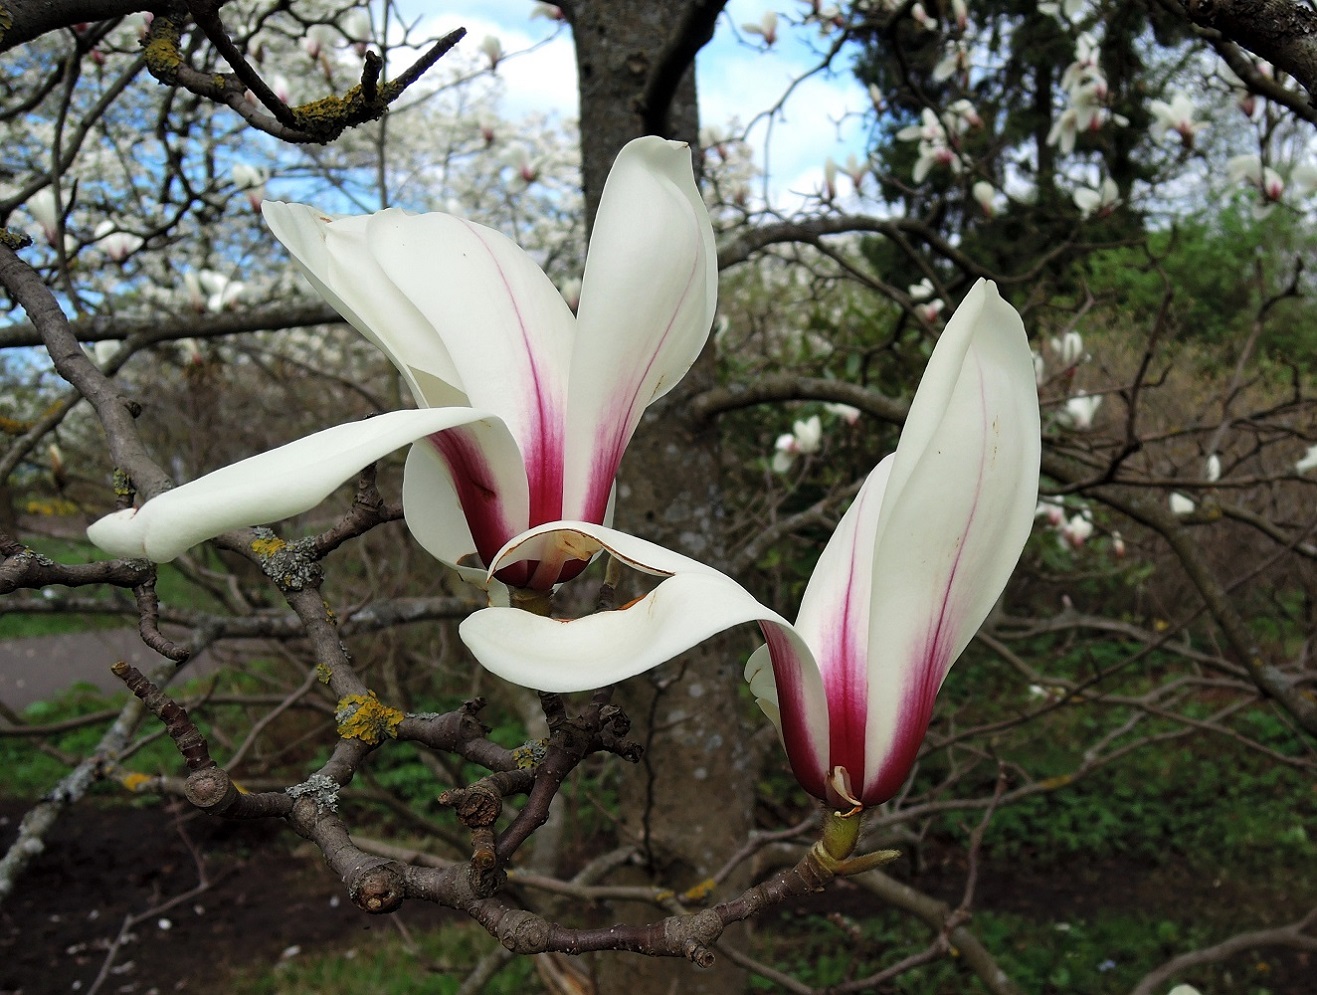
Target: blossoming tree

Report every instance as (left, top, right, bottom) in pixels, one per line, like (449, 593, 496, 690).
(2, 2, 1316, 994)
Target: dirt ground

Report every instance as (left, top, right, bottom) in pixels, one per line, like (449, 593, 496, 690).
(1, 798, 1312, 995)
(0, 800, 455, 995)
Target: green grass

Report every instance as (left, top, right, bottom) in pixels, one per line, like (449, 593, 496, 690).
(228, 922, 544, 995)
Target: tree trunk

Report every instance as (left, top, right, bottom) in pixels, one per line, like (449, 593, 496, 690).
(567, 3, 752, 992)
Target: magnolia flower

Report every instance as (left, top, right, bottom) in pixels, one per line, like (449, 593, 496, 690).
(867, 83, 884, 112)
(94, 221, 143, 263)
(25, 189, 62, 245)
(1074, 177, 1120, 219)
(1061, 392, 1102, 430)
(824, 403, 861, 425)
(1111, 530, 1126, 557)
(1170, 492, 1196, 516)
(972, 181, 999, 217)
(460, 280, 1040, 809)
(531, 3, 567, 21)
(232, 163, 269, 211)
(1059, 513, 1093, 550)
(908, 277, 935, 301)
(1035, 497, 1066, 528)
(772, 416, 824, 473)
(743, 11, 779, 46)
(88, 138, 717, 597)
(822, 157, 838, 201)
(1033, 350, 1045, 385)
(1050, 330, 1084, 368)
(1227, 154, 1284, 210)
(480, 35, 503, 69)
(1205, 453, 1221, 482)
(1148, 92, 1205, 148)
(1295, 444, 1317, 473)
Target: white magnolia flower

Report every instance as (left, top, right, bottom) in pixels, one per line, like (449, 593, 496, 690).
(1169, 492, 1196, 516)
(1061, 392, 1102, 430)
(1050, 330, 1084, 368)
(973, 181, 999, 217)
(1295, 444, 1317, 473)
(1205, 453, 1221, 482)
(1148, 92, 1206, 148)
(743, 11, 779, 46)
(480, 35, 503, 69)
(1074, 177, 1120, 219)
(88, 138, 717, 598)
(824, 403, 861, 425)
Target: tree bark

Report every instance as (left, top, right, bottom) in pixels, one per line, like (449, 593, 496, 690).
(568, 3, 752, 992)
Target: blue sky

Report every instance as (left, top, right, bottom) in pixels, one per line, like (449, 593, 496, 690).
(403, 1, 872, 208)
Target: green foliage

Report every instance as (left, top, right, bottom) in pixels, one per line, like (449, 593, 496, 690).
(1084, 199, 1317, 360)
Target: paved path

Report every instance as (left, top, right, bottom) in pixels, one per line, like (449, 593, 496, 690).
(0, 629, 225, 713)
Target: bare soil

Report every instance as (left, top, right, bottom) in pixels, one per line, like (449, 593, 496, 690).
(0, 800, 453, 995)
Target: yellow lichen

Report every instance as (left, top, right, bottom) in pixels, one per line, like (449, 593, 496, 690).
(680, 878, 717, 904)
(315, 663, 333, 684)
(250, 536, 287, 557)
(119, 772, 153, 793)
(335, 691, 403, 744)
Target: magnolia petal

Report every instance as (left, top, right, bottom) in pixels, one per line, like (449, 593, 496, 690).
(88, 408, 500, 562)
(367, 211, 573, 517)
(563, 137, 717, 523)
(789, 456, 894, 795)
(861, 279, 1039, 801)
(461, 521, 793, 692)
(402, 418, 530, 586)
(261, 202, 466, 408)
(745, 626, 832, 802)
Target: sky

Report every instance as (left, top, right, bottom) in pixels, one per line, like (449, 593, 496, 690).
(399, 1, 872, 210)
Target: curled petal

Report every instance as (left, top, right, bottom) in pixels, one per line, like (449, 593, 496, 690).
(460, 522, 794, 692)
(88, 408, 501, 562)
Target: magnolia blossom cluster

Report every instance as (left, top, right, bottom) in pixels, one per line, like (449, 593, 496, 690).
(1049, 32, 1127, 156)
(896, 104, 981, 183)
(88, 138, 1042, 813)
(1035, 498, 1123, 556)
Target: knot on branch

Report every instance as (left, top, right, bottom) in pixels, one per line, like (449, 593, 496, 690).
(185, 767, 237, 812)
(664, 908, 723, 967)
(349, 861, 406, 914)
(491, 908, 551, 953)
(439, 782, 502, 826)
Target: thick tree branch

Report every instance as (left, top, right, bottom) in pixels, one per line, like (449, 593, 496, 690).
(1183, 0, 1317, 99)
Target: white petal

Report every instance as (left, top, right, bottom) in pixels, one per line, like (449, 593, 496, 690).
(88, 408, 499, 562)
(563, 137, 717, 523)
(861, 280, 1040, 799)
(366, 210, 574, 477)
(461, 522, 791, 692)
(261, 203, 467, 408)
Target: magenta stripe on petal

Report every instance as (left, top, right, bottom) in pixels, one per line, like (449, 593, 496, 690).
(424, 428, 530, 589)
(459, 220, 566, 534)
(865, 358, 990, 805)
(576, 252, 702, 526)
(818, 558, 869, 797)
(761, 624, 828, 800)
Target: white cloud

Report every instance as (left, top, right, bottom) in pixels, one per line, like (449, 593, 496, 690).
(394, 0, 872, 210)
